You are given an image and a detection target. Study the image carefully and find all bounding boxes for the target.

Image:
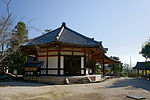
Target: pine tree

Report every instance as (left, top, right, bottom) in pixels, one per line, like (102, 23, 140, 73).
(10, 22, 28, 48)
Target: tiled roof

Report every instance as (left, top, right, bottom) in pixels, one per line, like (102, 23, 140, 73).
(23, 61, 44, 67)
(133, 62, 150, 70)
(26, 27, 61, 46)
(25, 22, 102, 48)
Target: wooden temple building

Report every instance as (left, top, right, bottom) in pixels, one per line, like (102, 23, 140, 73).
(133, 62, 150, 77)
(22, 22, 120, 77)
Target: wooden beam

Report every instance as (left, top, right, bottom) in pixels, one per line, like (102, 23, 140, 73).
(84, 48, 86, 75)
(58, 48, 60, 75)
(102, 58, 105, 77)
(46, 48, 48, 75)
(38, 55, 58, 57)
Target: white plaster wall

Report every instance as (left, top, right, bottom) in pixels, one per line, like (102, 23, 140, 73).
(38, 52, 47, 56)
(81, 70, 84, 74)
(60, 56, 64, 69)
(60, 70, 64, 75)
(48, 57, 58, 68)
(48, 52, 58, 55)
(74, 52, 84, 55)
(86, 69, 89, 75)
(48, 47, 57, 50)
(61, 51, 72, 55)
(81, 57, 84, 68)
(74, 48, 82, 51)
(48, 70, 58, 74)
(38, 57, 47, 68)
(40, 48, 47, 51)
(61, 48, 72, 50)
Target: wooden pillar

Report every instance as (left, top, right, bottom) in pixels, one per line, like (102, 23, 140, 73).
(137, 69, 139, 77)
(110, 64, 114, 76)
(102, 58, 105, 77)
(145, 69, 147, 77)
(46, 48, 48, 75)
(84, 48, 86, 75)
(58, 48, 60, 75)
(71, 48, 73, 74)
(35, 49, 38, 61)
(35, 47, 40, 75)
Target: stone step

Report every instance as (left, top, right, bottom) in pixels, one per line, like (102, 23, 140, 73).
(68, 77, 90, 84)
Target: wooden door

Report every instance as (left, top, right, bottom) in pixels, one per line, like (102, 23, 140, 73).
(64, 56, 81, 75)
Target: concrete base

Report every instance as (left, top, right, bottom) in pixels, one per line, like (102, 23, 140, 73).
(24, 74, 103, 84)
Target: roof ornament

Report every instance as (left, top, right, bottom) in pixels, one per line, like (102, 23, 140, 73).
(91, 38, 94, 40)
(56, 22, 65, 40)
(62, 22, 66, 27)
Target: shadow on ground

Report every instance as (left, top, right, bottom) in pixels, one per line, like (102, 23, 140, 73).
(107, 78, 150, 92)
(0, 81, 48, 87)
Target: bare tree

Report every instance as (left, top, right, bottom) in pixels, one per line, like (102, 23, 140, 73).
(0, 0, 12, 52)
(0, 0, 15, 62)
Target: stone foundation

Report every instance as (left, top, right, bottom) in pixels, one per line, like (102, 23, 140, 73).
(24, 74, 103, 84)
(24, 76, 66, 84)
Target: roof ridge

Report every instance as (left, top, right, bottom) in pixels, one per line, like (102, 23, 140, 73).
(55, 25, 65, 40)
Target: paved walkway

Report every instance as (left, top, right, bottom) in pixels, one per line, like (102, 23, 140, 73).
(0, 77, 150, 100)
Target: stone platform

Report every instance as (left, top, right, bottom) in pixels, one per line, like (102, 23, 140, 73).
(24, 74, 105, 84)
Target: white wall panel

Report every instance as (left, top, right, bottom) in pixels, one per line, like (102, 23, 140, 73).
(61, 51, 72, 55)
(61, 48, 72, 50)
(48, 47, 57, 50)
(38, 52, 47, 56)
(81, 57, 84, 68)
(48, 52, 58, 55)
(48, 70, 58, 74)
(60, 56, 64, 69)
(81, 70, 84, 74)
(74, 48, 82, 51)
(48, 57, 58, 68)
(60, 70, 64, 75)
(38, 57, 47, 68)
(74, 52, 84, 55)
(39, 48, 47, 52)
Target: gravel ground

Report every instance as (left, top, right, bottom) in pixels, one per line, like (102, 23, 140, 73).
(0, 77, 150, 100)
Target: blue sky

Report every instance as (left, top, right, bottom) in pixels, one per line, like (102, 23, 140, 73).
(2, 0, 150, 66)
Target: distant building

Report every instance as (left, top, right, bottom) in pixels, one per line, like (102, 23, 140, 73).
(133, 62, 150, 76)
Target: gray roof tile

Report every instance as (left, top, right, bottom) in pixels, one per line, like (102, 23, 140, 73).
(25, 22, 102, 47)
(133, 62, 150, 70)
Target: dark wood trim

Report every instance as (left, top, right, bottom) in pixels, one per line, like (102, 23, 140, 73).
(35, 49, 38, 61)
(38, 54, 84, 57)
(102, 58, 105, 77)
(40, 68, 59, 70)
(39, 74, 60, 76)
(38, 55, 58, 57)
(38, 50, 84, 53)
(46, 48, 48, 75)
(58, 48, 60, 75)
(72, 48, 74, 55)
(84, 49, 86, 75)
(60, 54, 84, 57)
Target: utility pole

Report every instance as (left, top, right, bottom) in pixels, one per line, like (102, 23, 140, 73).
(130, 56, 132, 68)
(130, 56, 132, 75)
